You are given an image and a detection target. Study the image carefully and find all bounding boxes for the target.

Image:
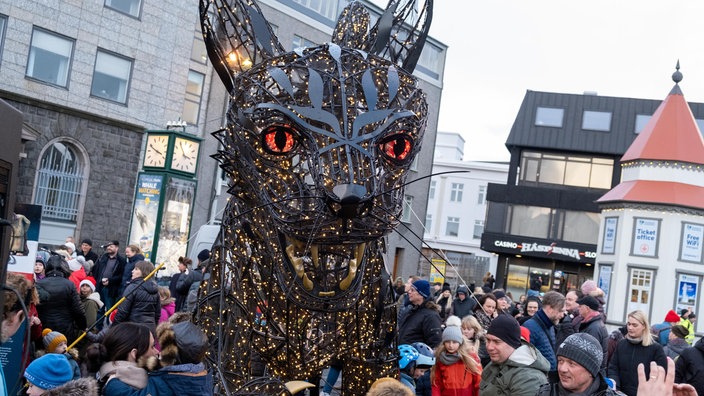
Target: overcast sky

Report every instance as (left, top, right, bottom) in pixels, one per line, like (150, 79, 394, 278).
(423, 1, 704, 161)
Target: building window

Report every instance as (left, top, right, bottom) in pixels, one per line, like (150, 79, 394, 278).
(0, 15, 6, 62)
(628, 268, 653, 314)
(26, 28, 74, 87)
(105, 0, 142, 17)
(191, 22, 207, 64)
(508, 205, 551, 239)
(446, 217, 459, 237)
(183, 70, 205, 125)
(417, 43, 442, 76)
(290, 0, 339, 20)
(582, 110, 612, 132)
(91, 50, 132, 104)
(635, 114, 651, 134)
(33, 141, 86, 222)
(425, 214, 432, 233)
(450, 183, 463, 202)
(401, 195, 413, 223)
(561, 211, 600, 244)
(473, 220, 484, 239)
(292, 35, 316, 49)
(519, 151, 613, 189)
(428, 180, 436, 199)
(535, 107, 564, 127)
(477, 185, 486, 205)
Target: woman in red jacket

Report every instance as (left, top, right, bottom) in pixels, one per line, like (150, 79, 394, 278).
(431, 316, 482, 396)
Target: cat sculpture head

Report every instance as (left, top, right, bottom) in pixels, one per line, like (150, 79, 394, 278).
(201, 0, 432, 306)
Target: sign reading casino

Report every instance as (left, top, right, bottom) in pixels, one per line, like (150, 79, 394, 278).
(482, 233, 597, 264)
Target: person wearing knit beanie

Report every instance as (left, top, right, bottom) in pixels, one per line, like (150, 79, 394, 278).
(552, 333, 612, 394)
(42, 328, 68, 354)
(652, 309, 688, 346)
(481, 314, 550, 396)
(487, 314, 522, 350)
(411, 279, 431, 299)
(665, 309, 680, 323)
(441, 315, 464, 345)
(24, 353, 73, 394)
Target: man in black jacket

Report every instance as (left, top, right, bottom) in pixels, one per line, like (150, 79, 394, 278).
(92, 240, 126, 314)
(397, 279, 442, 396)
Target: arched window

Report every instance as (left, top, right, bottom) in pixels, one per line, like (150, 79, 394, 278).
(33, 140, 86, 222)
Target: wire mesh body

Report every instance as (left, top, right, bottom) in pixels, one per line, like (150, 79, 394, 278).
(194, 0, 433, 393)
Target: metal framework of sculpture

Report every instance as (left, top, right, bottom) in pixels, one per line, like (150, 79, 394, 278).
(195, 0, 433, 394)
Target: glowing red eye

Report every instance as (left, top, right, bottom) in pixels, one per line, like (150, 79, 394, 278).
(263, 125, 296, 154)
(379, 135, 413, 162)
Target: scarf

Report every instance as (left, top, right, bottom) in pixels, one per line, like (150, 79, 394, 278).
(439, 351, 461, 366)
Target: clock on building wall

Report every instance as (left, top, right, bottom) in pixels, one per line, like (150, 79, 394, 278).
(129, 126, 202, 275)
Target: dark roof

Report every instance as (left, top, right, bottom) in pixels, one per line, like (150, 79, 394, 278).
(505, 90, 704, 156)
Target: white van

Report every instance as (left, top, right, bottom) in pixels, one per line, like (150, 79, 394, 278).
(188, 224, 222, 266)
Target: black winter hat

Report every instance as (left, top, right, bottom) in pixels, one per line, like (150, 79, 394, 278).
(487, 314, 521, 349)
(557, 333, 603, 377)
(197, 249, 210, 262)
(577, 295, 600, 311)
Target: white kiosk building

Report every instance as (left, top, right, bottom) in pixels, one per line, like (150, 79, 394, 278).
(595, 68, 704, 333)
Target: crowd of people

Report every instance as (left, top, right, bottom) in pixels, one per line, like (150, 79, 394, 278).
(0, 236, 212, 395)
(360, 274, 701, 396)
(2, 241, 703, 396)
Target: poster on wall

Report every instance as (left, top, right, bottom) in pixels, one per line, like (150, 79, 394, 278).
(632, 218, 659, 257)
(680, 222, 704, 263)
(128, 174, 163, 260)
(602, 217, 618, 254)
(598, 264, 612, 306)
(156, 177, 196, 275)
(429, 258, 446, 284)
(676, 273, 699, 315)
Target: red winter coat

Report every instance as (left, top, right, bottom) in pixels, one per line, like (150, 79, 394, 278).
(68, 267, 88, 292)
(432, 355, 482, 396)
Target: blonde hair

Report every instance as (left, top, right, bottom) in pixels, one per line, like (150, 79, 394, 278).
(430, 334, 481, 385)
(158, 286, 174, 306)
(366, 377, 413, 396)
(461, 315, 483, 352)
(127, 244, 142, 254)
(628, 310, 654, 346)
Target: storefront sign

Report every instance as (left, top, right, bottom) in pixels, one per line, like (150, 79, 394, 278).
(632, 218, 659, 257)
(680, 222, 704, 263)
(602, 217, 618, 254)
(484, 235, 596, 263)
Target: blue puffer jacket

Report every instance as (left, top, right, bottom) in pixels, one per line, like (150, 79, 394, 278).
(523, 310, 557, 371)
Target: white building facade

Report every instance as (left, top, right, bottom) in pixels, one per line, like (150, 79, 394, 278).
(420, 132, 508, 288)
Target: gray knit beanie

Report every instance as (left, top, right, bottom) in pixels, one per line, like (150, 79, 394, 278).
(442, 316, 464, 345)
(557, 333, 603, 377)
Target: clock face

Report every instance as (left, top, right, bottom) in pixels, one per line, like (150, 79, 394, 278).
(144, 135, 168, 168)
(171, 137, 200, 174)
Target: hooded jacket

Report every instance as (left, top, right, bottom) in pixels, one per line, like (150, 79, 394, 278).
(451, 286, 476, 319)
(675, 338, 704, 396)
(113, 277, 160, 334)
(479, 342, 550, 396)
(522, 309, 557, 370)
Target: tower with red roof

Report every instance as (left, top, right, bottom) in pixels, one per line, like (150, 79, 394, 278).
(596, 63, 704, 324)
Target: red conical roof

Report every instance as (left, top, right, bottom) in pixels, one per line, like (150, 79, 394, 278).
(621, 85, 704, 164)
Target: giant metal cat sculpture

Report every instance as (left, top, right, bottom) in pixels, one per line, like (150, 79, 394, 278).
(194, 0, 432, 394)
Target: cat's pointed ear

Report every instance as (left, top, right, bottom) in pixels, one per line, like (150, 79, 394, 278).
(200, 0, 285, 91)
(366, 0, 433, 73)
(331, 2, 371, 50)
